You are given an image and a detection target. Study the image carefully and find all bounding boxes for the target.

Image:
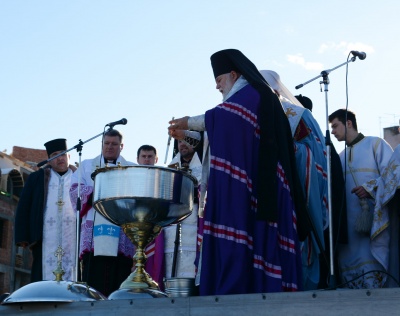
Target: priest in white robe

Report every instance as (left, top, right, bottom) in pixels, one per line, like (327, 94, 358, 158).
(69, 129, 135, 296)
(329, 109, 393, 288)
(15, 138, 77, 282)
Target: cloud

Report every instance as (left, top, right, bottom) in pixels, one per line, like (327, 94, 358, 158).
(286, 54, 324, 71)
(318, 41, 375, 55)
(287, 40, 375, 71)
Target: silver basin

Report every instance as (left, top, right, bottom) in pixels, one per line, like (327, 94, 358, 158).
(92, 165, 197, 227)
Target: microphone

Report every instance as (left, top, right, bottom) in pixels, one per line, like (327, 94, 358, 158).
(37, 160, 47, 168)
(350, 51, 366, 60)
(106, 118, 128, 128)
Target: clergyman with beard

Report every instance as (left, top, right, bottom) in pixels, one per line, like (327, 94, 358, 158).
(167, 49, 310, 295)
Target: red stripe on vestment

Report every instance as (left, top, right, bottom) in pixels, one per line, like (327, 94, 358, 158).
(219, 102, 257, 126)
(278, 234, 297, 254)
(304, 146, 312, 202)
(211, 156, 253, 192)
(253, 254, 282, 279)
(251, 195, 257, 212)
(204, 221, 253, 250)
(277, 163, 290, 191)
(197, 234, 203, 248)
(145, 242, 155, 257)
(282, 281, 299, 291)
(315, 163, 327, 179)
(218, 102, 260, 138)
(292, 210, 298, 232)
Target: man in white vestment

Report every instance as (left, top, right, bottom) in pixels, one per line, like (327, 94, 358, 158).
(329, 109, 393, 288)
(15, 138, 77, 282)
(369, 138, 400, 287)
(166, 134, 202, 279)
(69, 129, 135, 296)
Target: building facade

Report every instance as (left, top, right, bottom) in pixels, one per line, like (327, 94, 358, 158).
(0, 147, 47, 295)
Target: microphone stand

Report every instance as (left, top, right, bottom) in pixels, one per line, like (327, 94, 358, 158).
(295, 56, 358, 289)
(171, 223, 181, 278)
(37, 130, 106, 282)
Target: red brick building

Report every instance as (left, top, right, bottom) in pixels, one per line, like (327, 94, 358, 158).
(0, 147, 47, 295)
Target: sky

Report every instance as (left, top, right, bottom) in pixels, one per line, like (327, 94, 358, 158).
(1, 1, 399, 167)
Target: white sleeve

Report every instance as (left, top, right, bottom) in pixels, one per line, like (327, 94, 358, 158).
(362, 138, 394, 198)
(188, 114, 206, 131)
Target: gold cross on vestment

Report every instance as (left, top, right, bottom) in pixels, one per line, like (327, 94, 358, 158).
(54, 245, 65, 263)
(53, 245, 65, 281)
(285, 107, 297, 118)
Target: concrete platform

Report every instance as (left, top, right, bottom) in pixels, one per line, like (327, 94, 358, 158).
(1, 288, 400, 315)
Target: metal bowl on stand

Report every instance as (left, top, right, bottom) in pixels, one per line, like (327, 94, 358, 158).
(92, 165, 197, 299)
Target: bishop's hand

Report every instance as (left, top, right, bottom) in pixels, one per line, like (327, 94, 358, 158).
(168, 116, 189, 131)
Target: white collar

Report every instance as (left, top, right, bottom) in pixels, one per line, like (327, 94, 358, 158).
(223, 76, 249, 101)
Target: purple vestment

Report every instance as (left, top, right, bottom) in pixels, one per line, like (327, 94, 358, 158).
(199, 84, 302, 295)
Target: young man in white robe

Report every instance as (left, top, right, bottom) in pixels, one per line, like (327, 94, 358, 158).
(329, 109, 393, 288)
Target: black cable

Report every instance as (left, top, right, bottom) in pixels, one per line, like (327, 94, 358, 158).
(332, 53, 351, 266)
(320, 269, 400, 290)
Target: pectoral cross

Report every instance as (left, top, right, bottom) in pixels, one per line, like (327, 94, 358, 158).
(55, 245, 65, 263)
(56, 199, 65, 212)
(53, 245, 65, 281)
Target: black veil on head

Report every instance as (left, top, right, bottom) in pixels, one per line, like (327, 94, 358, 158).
(210, 49, 270, 89)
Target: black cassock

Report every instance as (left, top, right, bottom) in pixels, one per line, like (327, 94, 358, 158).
(15, 167, 49, 282)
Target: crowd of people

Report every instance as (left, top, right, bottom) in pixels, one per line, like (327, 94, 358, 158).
(14, 48, 400, 298)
